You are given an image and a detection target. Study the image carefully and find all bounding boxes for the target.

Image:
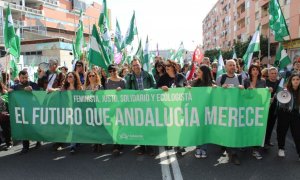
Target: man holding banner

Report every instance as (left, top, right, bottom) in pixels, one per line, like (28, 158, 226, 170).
(10, 70, 41, 154)
(216, 59, 244, 165)
(125, 57, 156, 155)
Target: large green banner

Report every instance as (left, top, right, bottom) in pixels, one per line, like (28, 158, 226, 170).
(9, 87, 270, 147)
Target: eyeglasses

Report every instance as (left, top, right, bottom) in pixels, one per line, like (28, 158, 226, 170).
(89, 75, 95, 78)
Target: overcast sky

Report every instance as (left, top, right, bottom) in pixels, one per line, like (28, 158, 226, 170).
(87, 0, 218, 51)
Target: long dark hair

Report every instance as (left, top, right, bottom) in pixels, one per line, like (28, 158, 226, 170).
(0, 82, 6, 94)
(155, 60, 166, 74)
(286, 73, 300, 106)
(248, 64, 262, 81)
(63, 72, 82, 90)
(192, 65, 213, 87)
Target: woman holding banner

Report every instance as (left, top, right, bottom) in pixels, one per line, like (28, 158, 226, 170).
(84, 70, 103, 153)
(158, 60, 188, 155)
(105, 64, 126, 156)
(243, 64, 267, 160)
(277, 73, 300, 161)
(190, 64, 215, 158)
(61, 72, 83, 154)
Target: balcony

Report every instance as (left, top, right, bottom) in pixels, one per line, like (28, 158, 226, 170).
(259, 0, 269, 7)
(237, 11, 246, 20)
(0, 0, 43, 16)
(236, 26, 246, 36)
(26, 0, 59, 7)
(260, 15, 269, 25)
(236, 0, 244, 8)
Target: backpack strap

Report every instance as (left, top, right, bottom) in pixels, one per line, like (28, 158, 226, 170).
(220, 74, 227, 86)
(238, 74, 243, 85)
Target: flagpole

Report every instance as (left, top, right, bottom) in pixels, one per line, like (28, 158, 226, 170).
(268, 27, 271, 66)
(5, 51, 10, 87)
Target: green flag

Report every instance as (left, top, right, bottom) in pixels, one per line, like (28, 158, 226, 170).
(216, 50, 225, 78)
(243, 25, 260, 69)
(135, 39, 143, 62)
(169, 49, 175, 59)
(88, 25, 110, 71)
(114, 19, 123, 53)
(72, 43, 77, 60)
(173, 42, 185, 65)
(10, 57, 18, 79)
(123, 12, 138, 48)
(143, 36, 150, 71)
(277, 77, 286, 93)
(4, 6, 19, 58)
(269, 0, 290, 41)
(98, 0, 111, 46)
(274, 43, 291, 70)
(232, 47, 237, 59)
(74, 10, 84, 60)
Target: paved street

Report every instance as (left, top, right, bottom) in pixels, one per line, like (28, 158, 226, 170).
(0, 132, 300, 180)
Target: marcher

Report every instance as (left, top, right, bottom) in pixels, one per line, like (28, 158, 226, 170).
(190, 65, 214, 158)
(105, 64, 126, 156)
(216, 59, 244, 165)
(61, 72, 83, 154)
(125, 57, 156, 156)
(10, 70, 41, 154)
(243, 64, 267, 160)
(264, 67, 280, 148)
(277, 73, 300, 161)
(0, 82, 12, 150)
(84, 70, 103, 153)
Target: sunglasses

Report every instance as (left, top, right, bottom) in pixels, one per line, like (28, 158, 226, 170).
(89, 75, 95, 78)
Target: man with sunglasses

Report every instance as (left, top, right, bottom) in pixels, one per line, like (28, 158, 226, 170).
(125, 57, 156, 155)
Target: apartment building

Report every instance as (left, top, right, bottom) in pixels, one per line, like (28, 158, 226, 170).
(0, 0, 107, 69)
(202, 0, 300, 61)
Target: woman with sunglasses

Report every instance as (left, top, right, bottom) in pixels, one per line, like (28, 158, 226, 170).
(157, 60, 187, 90)
(74, 61, 86, 85)
(154, 60, 166, 83)
(157, 60, 188, 155)
(84, 71, 102, 91)
(61, 72, 83, 154)
(105, 64, 126, 156)
(84, 71, 103, 153)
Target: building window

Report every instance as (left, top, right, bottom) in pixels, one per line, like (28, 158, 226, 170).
(246, 17, 250, 24)
(284, 0, 290, 5)
(246, 0, 250, 8)
(255, 11, 259, 20)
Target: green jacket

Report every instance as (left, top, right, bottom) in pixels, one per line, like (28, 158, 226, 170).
(125, 71, 156, 90)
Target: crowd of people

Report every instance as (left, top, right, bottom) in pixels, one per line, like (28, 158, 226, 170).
(1, 55, 300, 165)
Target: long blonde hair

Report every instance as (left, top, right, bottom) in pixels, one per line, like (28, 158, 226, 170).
(84, 70, 101, 89)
